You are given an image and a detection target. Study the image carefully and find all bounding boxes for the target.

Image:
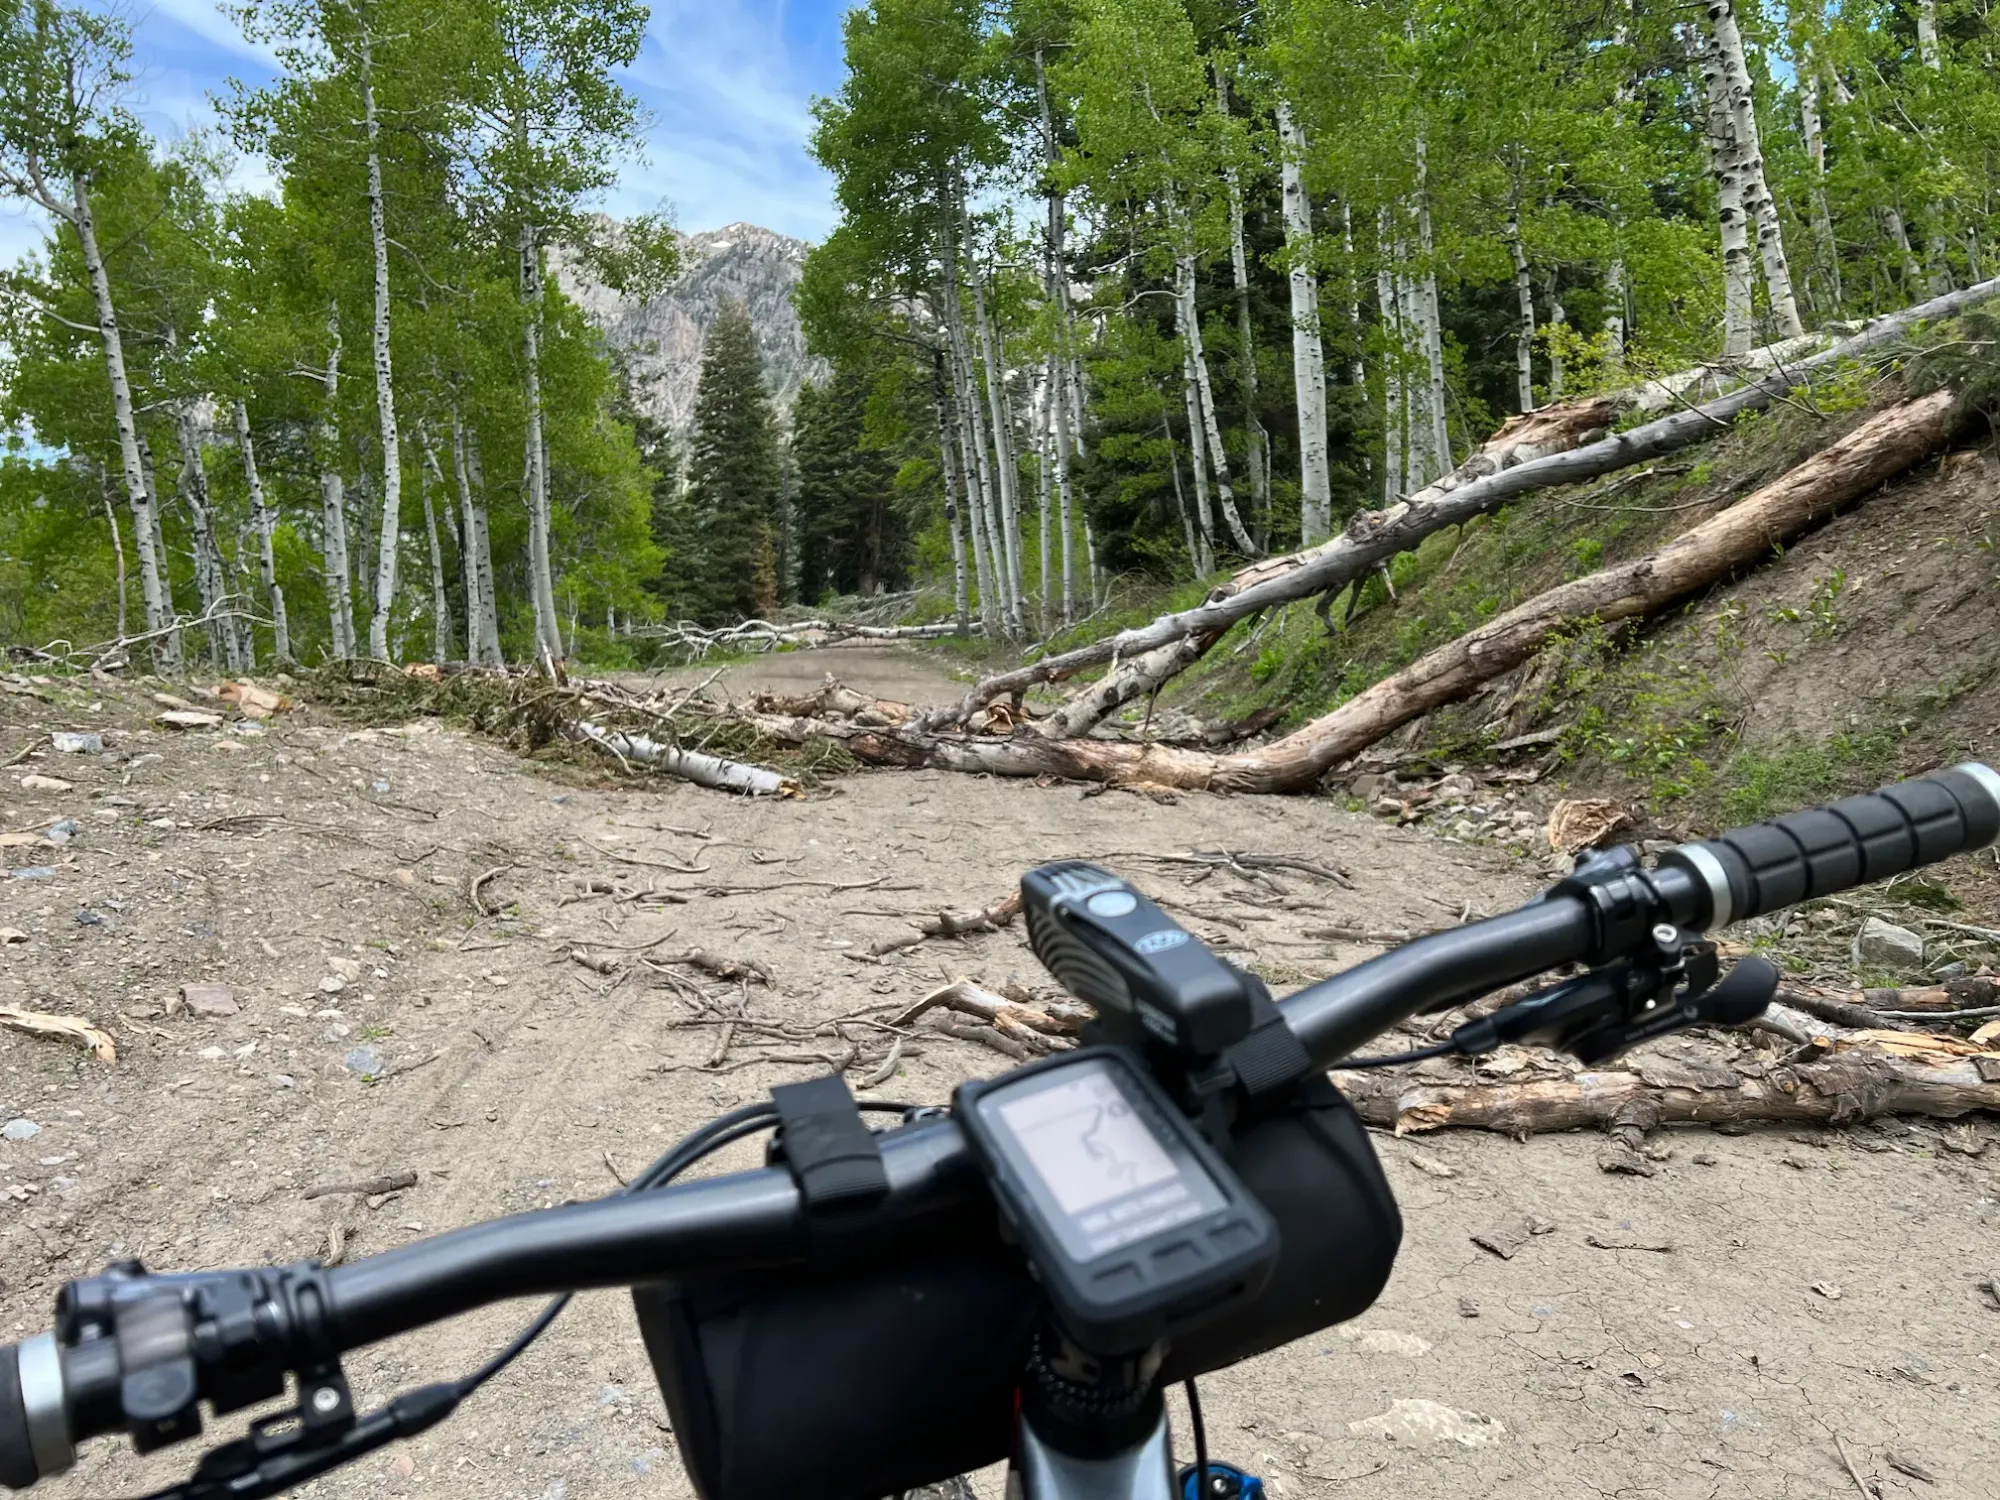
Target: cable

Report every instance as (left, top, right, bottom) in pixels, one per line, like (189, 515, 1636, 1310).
(1184, 1378, 1208, 1500)
(458, 1104, 787, 1396)
(1334, 1039, 1459, 1070)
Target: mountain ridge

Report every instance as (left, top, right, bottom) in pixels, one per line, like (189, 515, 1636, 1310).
(556, 221, 822, 436)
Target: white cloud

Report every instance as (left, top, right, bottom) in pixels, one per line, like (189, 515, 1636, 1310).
(619, 0, 838, 241)
(134, 0, 281, 69)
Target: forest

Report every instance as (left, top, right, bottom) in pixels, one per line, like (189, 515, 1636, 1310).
(1, 0, 1998, 671)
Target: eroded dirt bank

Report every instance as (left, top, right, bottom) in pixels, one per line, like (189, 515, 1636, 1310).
(1, 647, 1994, 1500)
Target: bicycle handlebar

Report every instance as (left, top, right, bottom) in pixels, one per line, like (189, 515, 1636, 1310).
(5, 764, 1997, 1491)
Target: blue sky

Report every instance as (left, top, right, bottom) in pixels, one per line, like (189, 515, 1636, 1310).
(0, 0, 847, 267)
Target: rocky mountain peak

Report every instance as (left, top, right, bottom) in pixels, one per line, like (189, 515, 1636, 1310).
(556, 221, 822, 435)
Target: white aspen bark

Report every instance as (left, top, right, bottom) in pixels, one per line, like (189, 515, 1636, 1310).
(1413, 140, 1451, 472)
(234, 400, 290, 664)
(72, 175, 171, 663)
(519, 220, 564, 661)
(1276, 100, 1332, 546)
(972, 232, 1032, 636)
(1376, 215, 1404, 506)
(1035, 44, 1082, 629)
(1036, 374, 1053, 625)
(1914, 0, 1952, 293)
(1605, 254, 1627, 369)
(934, 368, 971, 635)
(1165, 420, 1205, 577)
(1702, 0, 1804, 339)
(1217, 69, 1267, 525)
(1547, 288, 1567, 403)
(360, 27, 403, 662)
(458, 419, 503, 663)
(1083, 512, 1104, 608)
(1052, 345, 1079, 626)
(1176, 249, 1255, 555)
(968, 243, 1026, 635)
(175, 406, 247, 671)
(1691, 25, 1756, 355)
(949, 332, 1000, 633)
(418, 450, 452, 663)
(1392, 230, 1436, 488)
(1341, 200, 1365, 388)
(446, 411, 494, 663)
(317, 310, 357, 658)
(1798, 60, 1843, 309)
(1179, 360, 1219, 574)
(940, 219, 1003, 636)
(1506, 192, 1537, 411)
(98, 477, 128, 642)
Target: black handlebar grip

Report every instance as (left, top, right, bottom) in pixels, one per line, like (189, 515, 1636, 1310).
(0, 1343, 37, 1491)
(1661, 763, 2000, 928)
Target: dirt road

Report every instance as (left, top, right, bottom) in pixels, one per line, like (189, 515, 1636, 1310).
(1, 649, 1994, 1500)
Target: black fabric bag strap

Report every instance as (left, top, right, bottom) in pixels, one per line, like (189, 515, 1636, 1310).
(771, 1074, 889, 1210)
(1224, 987, 1315, 1105)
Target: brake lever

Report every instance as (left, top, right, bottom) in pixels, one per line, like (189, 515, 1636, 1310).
(1446, 944, 1777, 1067)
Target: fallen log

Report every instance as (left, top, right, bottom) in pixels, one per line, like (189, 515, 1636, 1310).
(820, 391, 1958, 791)
(1334, 1041, 2000, 1134)
(573, 719, 800, 798)
(925, 277, 1997, 731)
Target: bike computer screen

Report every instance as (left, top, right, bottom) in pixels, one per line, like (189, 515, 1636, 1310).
(956, 1048, 1278, 1353)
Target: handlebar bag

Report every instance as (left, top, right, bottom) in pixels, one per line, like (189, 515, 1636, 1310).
(633, 1076, 1400, 1500)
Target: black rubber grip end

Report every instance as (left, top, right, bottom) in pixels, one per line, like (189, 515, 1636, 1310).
(0, 1343, 37, 1491)
(1691, 765, 2000, 924)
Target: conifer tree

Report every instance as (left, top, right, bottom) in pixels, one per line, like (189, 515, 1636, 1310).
(685, 301, 781, 621)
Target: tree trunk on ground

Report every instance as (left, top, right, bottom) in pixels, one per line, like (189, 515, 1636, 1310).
(361, 28, 403, 663)
(882, 391, 1955, 788)
(73, 176, 171, 666)
(1177, 248, 1255, 556)
(1701, 2, 1803, 340)
(933, 360, 972, 636)
(917, 276, 1994, 730)
(1507, 190, 1537, 412)
(235, 401, 290, 664)
(1277, 101, 1331, 546)
(520, 221, 564, 664)
(318, 311, 357, 660)
(1332, 1044, 2000, 1134)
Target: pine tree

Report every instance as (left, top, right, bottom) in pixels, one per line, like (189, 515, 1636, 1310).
(794, 364, 907, 601)
(685, 301, 781, 622)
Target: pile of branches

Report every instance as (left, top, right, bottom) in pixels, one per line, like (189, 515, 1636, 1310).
(632, 613, 979, 661)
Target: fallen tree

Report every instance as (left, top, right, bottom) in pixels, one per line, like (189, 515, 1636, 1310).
(1334, 1034, 2000, 1135)
(752, 390, 1953, 791)
(636, 616, 979, 659)
(930, 276, 1996, 732)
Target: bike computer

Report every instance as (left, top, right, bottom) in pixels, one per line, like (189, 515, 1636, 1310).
(955, 1048, 1278, 1354)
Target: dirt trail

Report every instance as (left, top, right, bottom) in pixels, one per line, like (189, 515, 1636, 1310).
(1, 649, 1994, 1500)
